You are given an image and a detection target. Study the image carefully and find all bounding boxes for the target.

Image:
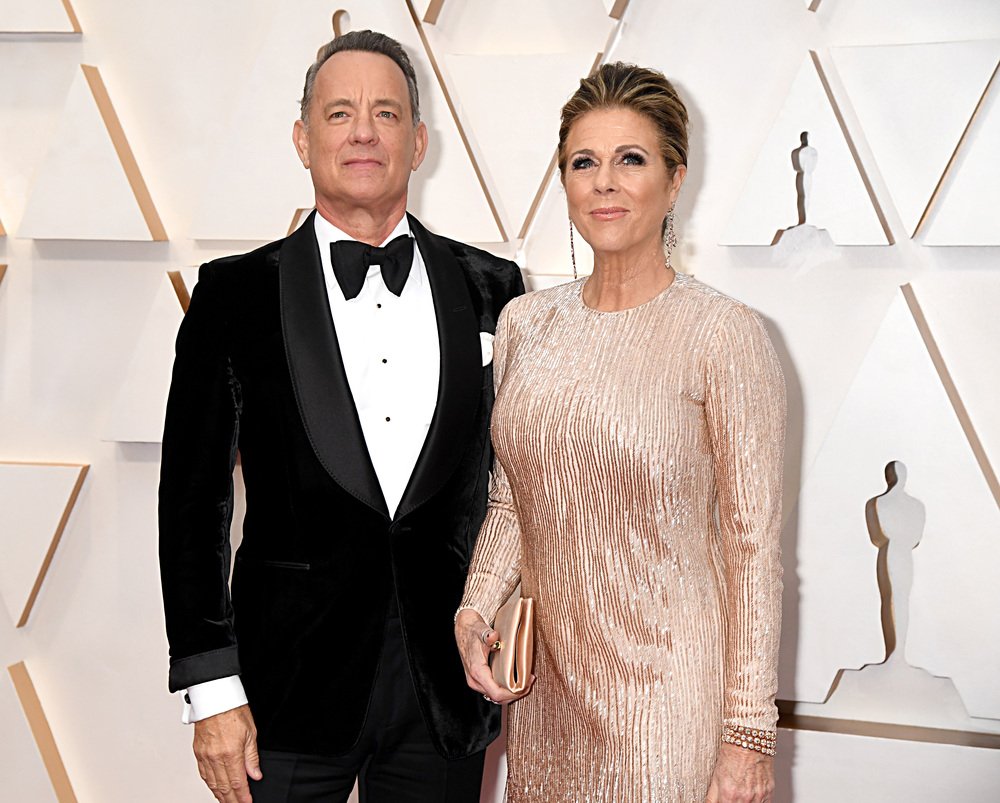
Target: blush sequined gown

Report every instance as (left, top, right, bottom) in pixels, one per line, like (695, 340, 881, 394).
(461, 274, 786, 802)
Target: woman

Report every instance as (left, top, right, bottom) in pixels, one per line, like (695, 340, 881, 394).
(455, 62, 785, 803)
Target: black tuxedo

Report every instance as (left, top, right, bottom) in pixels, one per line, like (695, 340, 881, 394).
(158, 212, 524, 760)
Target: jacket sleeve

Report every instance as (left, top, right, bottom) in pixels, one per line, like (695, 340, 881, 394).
(158, 264, 243, 692)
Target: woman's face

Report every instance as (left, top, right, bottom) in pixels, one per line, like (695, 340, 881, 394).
(563, 107, 686, 261)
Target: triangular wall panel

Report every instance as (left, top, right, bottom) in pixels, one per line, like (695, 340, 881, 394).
(832, 41, 1000, 237)
(192, 1, 502, 243)
(923, 69, 1000, 245)
(18, 66, 166, 241)
(782, 291, 1000, 719)
(105, 272, 187, 443)
(0, 0, 80, 33)
(442, 52, 594, 239)
(0, 462, 88, 627)
(522, 171, 591, 287)
(721, 55, 889, 245)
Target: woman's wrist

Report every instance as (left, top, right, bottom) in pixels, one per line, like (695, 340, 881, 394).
(721, 724, 776, 757)
(454, 604, 488, 625)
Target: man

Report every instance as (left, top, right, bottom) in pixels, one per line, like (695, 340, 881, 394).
(159, 30, 523, 803)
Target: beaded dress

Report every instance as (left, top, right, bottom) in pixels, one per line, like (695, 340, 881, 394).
(460, 273, 786, 802)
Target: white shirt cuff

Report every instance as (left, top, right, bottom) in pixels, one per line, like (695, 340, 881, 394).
(181, 675, 248, 724)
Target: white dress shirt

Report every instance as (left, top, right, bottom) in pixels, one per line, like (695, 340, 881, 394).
(182, 212, 440, 723)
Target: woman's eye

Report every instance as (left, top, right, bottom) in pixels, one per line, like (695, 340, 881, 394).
(571, 156, 595, 170)
(620, 151, 646, 166)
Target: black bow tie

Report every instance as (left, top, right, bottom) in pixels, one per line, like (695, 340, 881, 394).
(330, 234, 415, 300)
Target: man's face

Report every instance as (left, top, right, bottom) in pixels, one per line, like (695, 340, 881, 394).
(293, 50, 427, 217)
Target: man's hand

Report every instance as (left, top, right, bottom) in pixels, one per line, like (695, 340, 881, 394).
(193, 704, 262, 803)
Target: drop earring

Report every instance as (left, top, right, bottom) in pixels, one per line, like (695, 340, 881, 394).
(662, 204, 677, 269)
(569, 218, 578, 280)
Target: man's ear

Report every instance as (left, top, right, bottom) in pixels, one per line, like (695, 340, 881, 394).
(411, 121, 428, 172)
(293, 119, 310, 169)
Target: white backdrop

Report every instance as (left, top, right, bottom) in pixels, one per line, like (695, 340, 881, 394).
(1, 1, 999, 800)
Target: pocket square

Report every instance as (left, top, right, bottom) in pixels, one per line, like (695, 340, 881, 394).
(479, 332, 494, 367)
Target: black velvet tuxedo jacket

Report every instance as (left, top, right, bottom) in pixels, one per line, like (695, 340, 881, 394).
(158, 212, 524, 759)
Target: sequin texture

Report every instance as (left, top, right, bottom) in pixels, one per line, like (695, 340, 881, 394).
(461, 274, 786, 802)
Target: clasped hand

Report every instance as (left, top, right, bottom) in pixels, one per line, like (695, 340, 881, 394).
(455, 609, 535, 704)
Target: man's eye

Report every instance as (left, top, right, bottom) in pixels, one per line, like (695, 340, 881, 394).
(329, 111, 348, 119)
(571, 157, 595, 170)
(378, 111, 396, 119)
(620, 152, 646, 166)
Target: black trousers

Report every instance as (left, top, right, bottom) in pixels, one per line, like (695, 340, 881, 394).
(249, 604, 486, 803)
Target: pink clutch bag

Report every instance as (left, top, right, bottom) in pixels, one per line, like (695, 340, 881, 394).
(490, 593, 535, 694)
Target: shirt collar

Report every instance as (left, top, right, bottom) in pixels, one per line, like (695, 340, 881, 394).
(313, 211, 412, 250)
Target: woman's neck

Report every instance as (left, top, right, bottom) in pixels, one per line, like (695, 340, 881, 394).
(582, 243, 675, 312)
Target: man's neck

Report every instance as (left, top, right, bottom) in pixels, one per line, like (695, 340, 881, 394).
(315, 197, 408, 246)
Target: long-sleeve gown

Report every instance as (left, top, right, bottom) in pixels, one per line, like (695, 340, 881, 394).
(460, 274, 786, 802)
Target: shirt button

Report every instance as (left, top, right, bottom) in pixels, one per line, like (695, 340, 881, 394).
(385, 416, 391, 422)
(376, 303, 382, 309)
(381, 358, 388, 364)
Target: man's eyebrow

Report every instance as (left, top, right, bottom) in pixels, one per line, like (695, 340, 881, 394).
(373, 98, 404, 111)
(323, 98, 355, 113)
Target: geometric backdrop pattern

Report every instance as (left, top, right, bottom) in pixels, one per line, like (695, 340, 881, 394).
(2, 1, 999, 801)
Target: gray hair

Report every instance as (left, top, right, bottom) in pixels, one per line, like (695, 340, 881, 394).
(299, 30, 421, 125)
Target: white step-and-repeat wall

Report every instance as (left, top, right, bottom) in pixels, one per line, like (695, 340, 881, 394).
(0, 1, 998, 800)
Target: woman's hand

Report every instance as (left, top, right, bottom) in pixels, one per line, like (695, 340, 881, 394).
(705, 743, 774, 803)
(454, 608, 534, 704)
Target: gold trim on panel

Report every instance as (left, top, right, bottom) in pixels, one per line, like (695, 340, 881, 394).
(331, 9, 349, 39)
(80, 65, 167, 241)
(0, 462, 90, 628)
(287, 207, 313, 237)
(423, 0, 446, 25)
(607, 0, 630, 20)
(60, 0, 81, 33)
(0, 216, 6, 236)
(778, 706, 1000, 750)
(7, 662, 79, 802)
(807, 0, 823, 11)
(0, 264, 7, 286)
(810, 50, 894, 244)
(914, 60, 1000, 238)
(902, 284, 1000, 510)
(167, 270, 191, 313)
(403, 0, 509, 241)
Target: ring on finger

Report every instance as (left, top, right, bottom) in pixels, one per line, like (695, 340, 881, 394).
(479, 627, 492, 645)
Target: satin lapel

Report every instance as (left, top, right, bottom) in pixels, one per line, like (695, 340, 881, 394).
(396, 215, 482, 520)
(278, 211, 389, 518)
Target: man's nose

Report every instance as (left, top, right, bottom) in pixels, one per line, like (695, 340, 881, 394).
(349, 115, 378, 144)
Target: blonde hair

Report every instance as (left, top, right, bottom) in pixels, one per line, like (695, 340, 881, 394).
(557, 62, 689, 177)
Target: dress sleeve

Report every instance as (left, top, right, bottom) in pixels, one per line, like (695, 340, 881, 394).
(705, 303, 786, 753)
(458, 305, 523, 624)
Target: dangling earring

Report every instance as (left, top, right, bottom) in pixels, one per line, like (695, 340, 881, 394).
(662, 204, 677, 269)
(568, 218, 578, 280)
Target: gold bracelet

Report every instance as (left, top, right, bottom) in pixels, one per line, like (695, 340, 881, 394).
(721, 725, 776, 757)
